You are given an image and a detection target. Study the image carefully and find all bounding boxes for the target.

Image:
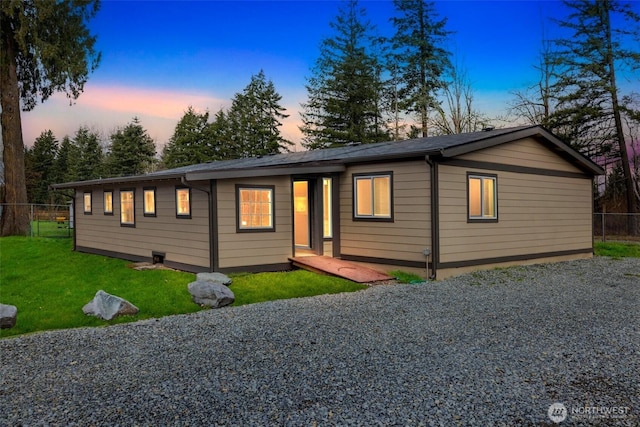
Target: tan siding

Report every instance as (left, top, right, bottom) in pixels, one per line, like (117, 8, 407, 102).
(323, 240, 333, 256)
(458, 137, 585, 173)
(216, 176, 292, 269)
(340, 161, 431, 263)
(75, 180, 210, 268)
(438, 164, 593, 264)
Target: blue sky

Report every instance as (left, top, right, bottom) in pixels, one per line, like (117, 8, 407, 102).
(21, 0, 631, 150)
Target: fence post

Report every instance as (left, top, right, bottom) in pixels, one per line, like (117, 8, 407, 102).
(602, 212, 605, 243)
(30, 204, 34, 238)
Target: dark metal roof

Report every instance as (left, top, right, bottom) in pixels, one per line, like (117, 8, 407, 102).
(52, 125, 603, 189)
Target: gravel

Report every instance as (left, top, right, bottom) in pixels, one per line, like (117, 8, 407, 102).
(1, 257, 639, 426)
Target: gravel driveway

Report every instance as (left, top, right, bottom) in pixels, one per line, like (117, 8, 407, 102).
(1, 257, 639, 426)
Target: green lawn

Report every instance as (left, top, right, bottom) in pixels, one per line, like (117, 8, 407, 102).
(594, 241, 640, 258)
(0, 237, 366, 338)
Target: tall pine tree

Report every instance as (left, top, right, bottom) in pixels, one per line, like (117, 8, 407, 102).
(25, 130, 58, 204)
(390, 0, 450, 138)
(550, 0, 639, 214)
(0, 0, 100, 235)
(72, 126, 104, 181)
(300, 0, 387, 149)
(106, 118, 156, 177)
(162, 107, 213, 169)
(227, 70, 291, 157)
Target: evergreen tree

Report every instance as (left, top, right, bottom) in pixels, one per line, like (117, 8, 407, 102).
(162, 107, 215, 169)
(24, 146, 38, 204)
(550, 0, 639, 214)
(106, 118, 157, 177)
(207, 109, 234, 160)
(26, 130, 58, 204)
(53, 136, 76, 184)
(390, 0, 451, 137)
(300, 0, 387, 149)
(73, 126, 104, 181)
(228, 70, 292, 157)
(0, 0, 100, 236)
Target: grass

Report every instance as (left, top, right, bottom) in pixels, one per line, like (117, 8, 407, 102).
(594, 241, 640, 258)
(388, 270, 424, 284)
(30, 220, 73, 238)
(0, 237, 365, 338)
(230, 270, 366, 305)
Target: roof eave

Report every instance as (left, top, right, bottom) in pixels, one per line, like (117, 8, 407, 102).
(51, 172, 187, 190)
(186, 163, 346, 181)
(440, 126, 604, 175)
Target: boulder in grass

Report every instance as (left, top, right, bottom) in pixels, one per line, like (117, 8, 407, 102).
(82, 290, 139, 321)
(0, 304, 17, 329)
(188, 280, 235, 308)
(196, 272, 232, 286)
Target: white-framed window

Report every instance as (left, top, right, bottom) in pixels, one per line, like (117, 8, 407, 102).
(176, 187, 191, 218)
(323, 178, 332, 238)
(120, 189, 135, 226)
(468, 173, 497, 222)
(236, 185, 275, 232)
(83, 192, 92, 214)
(353, 173, 393, 220)
(103, 190, 113, 215)
(143, 187, 156, 217)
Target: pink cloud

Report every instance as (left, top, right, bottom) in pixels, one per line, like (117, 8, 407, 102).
(21, 83, 306, 151)
(77, 85, 229, 120)
(21, 84, 230, 149)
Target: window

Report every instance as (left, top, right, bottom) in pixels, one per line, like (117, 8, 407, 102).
(353, 173, 393, 220)
(120, 189, 135, 226)
(236, 185, 274, 232)
(323, 178, 332, 238)
(143, 187, 156, 217)
(176, 187, 191, 218)
(103, 191, 113, 215)
(83, 192, 92, 214)
(468, 174, 497, 222)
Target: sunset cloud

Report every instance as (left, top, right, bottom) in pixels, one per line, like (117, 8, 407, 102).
(21, 84, 231, 149)
(21, 83, 306, 151)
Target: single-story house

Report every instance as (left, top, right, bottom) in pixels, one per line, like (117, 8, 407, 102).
(52, 125, 604, 279)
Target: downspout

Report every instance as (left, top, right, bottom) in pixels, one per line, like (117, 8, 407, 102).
(181, 176, 210, 196)
(425, 155, 439, 280)
(181, 176, 216, 272)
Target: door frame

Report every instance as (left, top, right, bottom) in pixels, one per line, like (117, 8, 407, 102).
(292, 174, 341, 258)
(292, 177, 324, 256)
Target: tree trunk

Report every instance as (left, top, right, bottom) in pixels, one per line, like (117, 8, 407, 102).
(602, 4, 638, 234)
(0, 18, 30, 236)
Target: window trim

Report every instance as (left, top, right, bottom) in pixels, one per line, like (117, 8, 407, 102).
(236, 184, 276, 233)
(175, 186, 192, 219)
(103, 190, 113, 215)
(119, 188, 136, 227)
(83, 191, 92, 215)
(143, 187, 157, 217)
(467, 172, 498, 223)
(352, 172, 394, 222)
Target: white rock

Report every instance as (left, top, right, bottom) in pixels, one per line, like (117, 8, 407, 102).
(196, 272, 232, 286)
(188, 280, 235, 308)
(0, 304, 17, 329)
(82, 290, 139, 321)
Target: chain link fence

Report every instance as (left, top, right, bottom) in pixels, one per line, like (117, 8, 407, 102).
(593, 213, 640, 243)
(0, 203, 74, 238)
